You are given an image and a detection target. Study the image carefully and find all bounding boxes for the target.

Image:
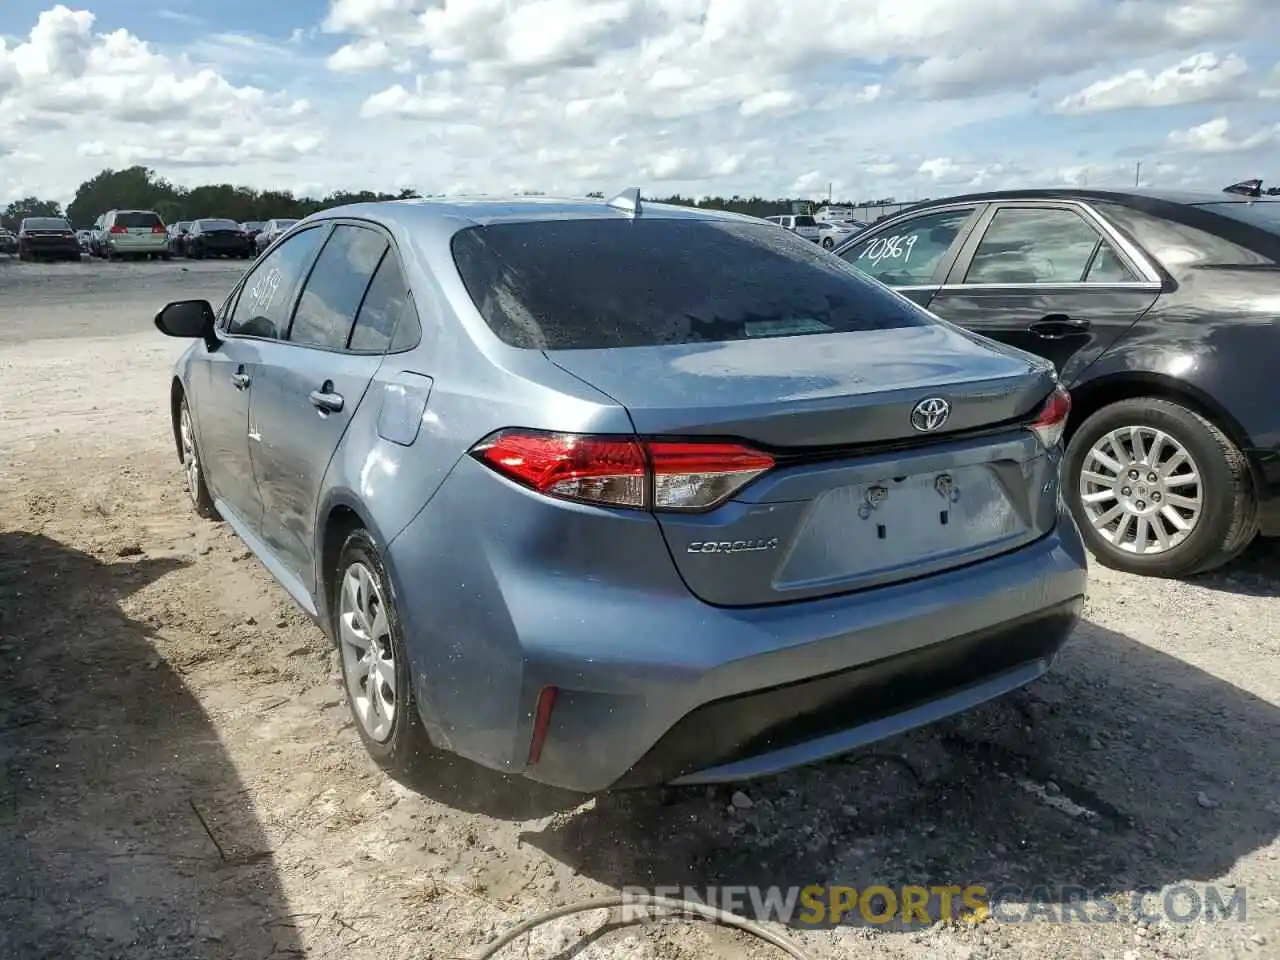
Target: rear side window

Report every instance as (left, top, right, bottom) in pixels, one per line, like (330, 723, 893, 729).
(793, 216, 817, 227)
(450, 219, 932, 350)
(288, 224, 389, 349)
(114, 211, 162, 228)
(349, 251, 415, 353)
(964, 207, 1105, 284)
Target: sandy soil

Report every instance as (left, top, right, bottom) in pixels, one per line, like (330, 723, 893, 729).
(1, 256, 1277, 960)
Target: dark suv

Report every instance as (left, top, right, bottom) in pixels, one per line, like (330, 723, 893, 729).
(833, 187, 1280, 578)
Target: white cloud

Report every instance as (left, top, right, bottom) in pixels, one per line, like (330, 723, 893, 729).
(1167, 116, 1277, 153)
(3, 1, 1280, 204)
(0, 5, 321, 196)
(1055, 52, 1249, 113)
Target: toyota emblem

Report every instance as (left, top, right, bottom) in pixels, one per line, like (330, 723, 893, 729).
(911, 397, 951, 432)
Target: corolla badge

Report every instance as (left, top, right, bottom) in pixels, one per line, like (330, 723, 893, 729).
(910, 397, 951, 433)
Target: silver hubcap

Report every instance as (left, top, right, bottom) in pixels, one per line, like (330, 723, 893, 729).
(1080, 425, 1203, 556)
(179, 405, 201, 503)
(338, 562, 396, 742)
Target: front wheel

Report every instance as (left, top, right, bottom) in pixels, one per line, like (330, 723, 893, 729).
(178, 397, 219, 520)
(333, 529, 429, 772)
(1063, 398, 1257, 578)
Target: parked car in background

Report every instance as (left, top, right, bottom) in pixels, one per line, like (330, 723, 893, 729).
(17, 216, 80, 261)
(93, 209, 170, 261)
(254, 218, 299, 253)
(818, 219, 867, 249)
(764, 213, 821, 242)
(155, 193, 1085, 792)
(833, 187, 1280, 578)
(76, 229, 93, 251)
(0, 228, 17, 256)
(183, 219, 254, 259)
(241, 221, 265, 243)
(168, 221, 192, 255)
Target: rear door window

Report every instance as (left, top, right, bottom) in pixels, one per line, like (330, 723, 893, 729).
(963, 207, 1113, 284)
(450, 218, 933, 350)
(838, 208, 975, 285)
(349, 251, 416, 353)
(288, 224, 389, 350)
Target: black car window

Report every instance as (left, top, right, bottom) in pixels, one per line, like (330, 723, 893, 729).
(793, 215, 817, 227)
(964, 207, 1107, 284)
(451, 219, 933, 350)
(288, 224, 389, 350)
(839, 208, 974, 285)
(1085, 244, 1138, 283)
(114, 211, 162, 228)
(228, 226, 327, 340)
(22, 218, 70, 230)
(349, 250, 415, 352)
(1097, 202, 1274, 267)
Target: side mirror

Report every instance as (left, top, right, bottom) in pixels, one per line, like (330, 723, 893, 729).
(155, 299, 216, 346)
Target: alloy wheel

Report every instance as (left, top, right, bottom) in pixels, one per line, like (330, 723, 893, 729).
(338, 562, 397, 742)
(1079, 424, 1204, 556)
(179, 404, 202, 507)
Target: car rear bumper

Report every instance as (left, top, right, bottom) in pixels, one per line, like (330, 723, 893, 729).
(106, 236, 168, 253)
(384, 463, 1088, 793)
(20, 240, 80, 255)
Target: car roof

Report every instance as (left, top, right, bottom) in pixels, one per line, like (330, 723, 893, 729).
(895, 186, 1279, 212)
(303, 195, 759, 234)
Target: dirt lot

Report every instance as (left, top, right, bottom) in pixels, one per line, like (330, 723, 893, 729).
(1, 255, 1278, 960)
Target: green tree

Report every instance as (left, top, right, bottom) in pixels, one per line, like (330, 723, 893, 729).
(2, 197, 64, 229)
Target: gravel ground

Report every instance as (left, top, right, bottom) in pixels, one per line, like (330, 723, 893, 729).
(1, 256, 1277, 960)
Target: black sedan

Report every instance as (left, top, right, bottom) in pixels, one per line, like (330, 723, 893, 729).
(183, 219, 254, 259)
(17, 217, 81, 261)
(832, 187, 1280, 578)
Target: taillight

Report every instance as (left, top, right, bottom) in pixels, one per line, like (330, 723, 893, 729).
(1028, 385, 1071, 448)
(109, 225, 127, 234)
(152, 225, 166, 234)
(469, 429, 776, 511)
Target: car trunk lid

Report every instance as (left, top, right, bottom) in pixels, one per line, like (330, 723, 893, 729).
(545, 329, 1062, 606)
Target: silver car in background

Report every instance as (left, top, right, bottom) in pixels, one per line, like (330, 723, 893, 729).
(156, 192, 1086, 793)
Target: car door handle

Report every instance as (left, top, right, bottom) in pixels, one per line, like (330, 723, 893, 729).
(230, 371, 250, 389)
(309, 387, 344, 413)
(1029, 315, 1091, 338)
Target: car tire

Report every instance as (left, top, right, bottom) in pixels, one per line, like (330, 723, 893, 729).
(18, 250, 30, 262)
(178, 396, 219, 521)
(1063, 397, 1257, 578)
(332, 528, 430, 773)
(160, 253, 172, 261)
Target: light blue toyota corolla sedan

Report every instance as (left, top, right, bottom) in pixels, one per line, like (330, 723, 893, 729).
(155, 190, 1087, 793)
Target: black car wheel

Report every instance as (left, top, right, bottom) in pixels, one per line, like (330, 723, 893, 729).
(1064, 397, 1257, 578)
(332, 528, 429, 773)
(178, 397, 219, 520)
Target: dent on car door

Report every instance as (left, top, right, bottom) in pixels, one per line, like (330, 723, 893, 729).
(926, 203, 1162, 382)
(250, 223, 392, 595)
(834, 206, 983, 306)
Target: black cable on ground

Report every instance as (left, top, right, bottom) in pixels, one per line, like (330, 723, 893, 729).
(468, 894, 817, 960)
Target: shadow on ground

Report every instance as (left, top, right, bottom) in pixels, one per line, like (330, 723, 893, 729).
(0, 532, 304, 959)
(508, 616, 1279, 929)
(1187, 535, 1280, 598)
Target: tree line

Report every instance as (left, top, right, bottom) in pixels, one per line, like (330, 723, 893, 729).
(1, 165, 911, 231)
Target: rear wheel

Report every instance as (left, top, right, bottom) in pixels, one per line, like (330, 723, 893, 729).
(333, 529, 429, 772)
(178, 397, 219, 520)
(1064, 398, 1257, 578)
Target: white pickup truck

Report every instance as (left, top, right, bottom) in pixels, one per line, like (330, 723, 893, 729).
(764, 213, 821, 242)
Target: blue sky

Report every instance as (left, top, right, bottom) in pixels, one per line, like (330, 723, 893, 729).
(2, 1, 1278, 204)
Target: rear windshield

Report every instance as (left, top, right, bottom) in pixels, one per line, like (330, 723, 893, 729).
(793, 216, 817, 227)
(115, 211, 162, 228)
(243, 221, 263, 229)
(275, 219, 298, 229)
(22, 218, 70, 230)
(450, 218, 932, 350)
(198, 219, 240, 230)
(1196, 201, 1280, 232)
